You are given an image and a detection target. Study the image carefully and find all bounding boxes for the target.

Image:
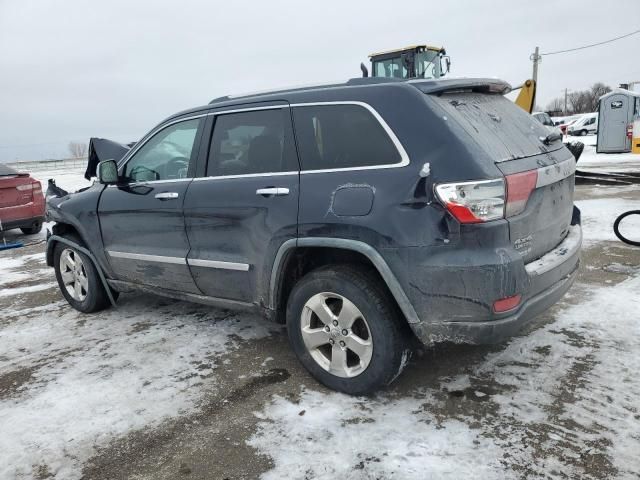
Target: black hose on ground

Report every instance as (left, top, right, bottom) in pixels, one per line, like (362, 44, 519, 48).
(614, 210, 640, 246)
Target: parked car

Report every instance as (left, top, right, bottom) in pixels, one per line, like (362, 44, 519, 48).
(532, 111, 563, 137)
(558, 115, 581, 135)
(568, 113, 598, 136)
(0, 163, 45, 234)
(46, 77, 582, 394)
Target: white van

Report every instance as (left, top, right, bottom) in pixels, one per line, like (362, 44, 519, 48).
(568, 113, 598, 136)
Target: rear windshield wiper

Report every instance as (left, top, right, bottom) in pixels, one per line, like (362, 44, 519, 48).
(540, 132, 562, 146)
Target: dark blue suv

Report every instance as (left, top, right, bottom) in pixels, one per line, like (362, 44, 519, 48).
(46, 77, 581, 394)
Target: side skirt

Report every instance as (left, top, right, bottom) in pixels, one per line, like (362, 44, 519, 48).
(107, 279, 259, 312)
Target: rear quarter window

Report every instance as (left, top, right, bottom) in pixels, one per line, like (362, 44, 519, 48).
(292, 104, 401, 171)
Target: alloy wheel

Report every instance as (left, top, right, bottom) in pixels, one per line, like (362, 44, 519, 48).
(59, 248, 88, 301)
(300, 292, 373, 378)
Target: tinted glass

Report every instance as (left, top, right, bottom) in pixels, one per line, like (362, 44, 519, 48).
(293, 105, 401, 171)
(207, 108, 297, 176)
(124, 118, 201, 182)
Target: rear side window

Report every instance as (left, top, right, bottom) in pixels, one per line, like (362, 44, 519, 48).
(206, 108, 298, 177)
(293, 104, 401, 171)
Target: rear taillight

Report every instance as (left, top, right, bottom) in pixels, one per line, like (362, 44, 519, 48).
(32, 181, 42, 195)
(504, 170, 537, 217)
(435, 179, 505, 224)
(436, 171, 538, 224)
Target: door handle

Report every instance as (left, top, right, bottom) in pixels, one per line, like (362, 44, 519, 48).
(256, 187, 289, 197)
(155, 192, 179, 200)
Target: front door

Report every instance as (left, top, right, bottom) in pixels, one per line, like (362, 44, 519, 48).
(98, 115, 205, 293)
(183, 105, 299, 303)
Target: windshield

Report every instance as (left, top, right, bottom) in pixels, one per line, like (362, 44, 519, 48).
(415, 50, 441, 78)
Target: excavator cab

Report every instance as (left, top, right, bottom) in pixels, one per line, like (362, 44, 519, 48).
(362, 45, 450, 80)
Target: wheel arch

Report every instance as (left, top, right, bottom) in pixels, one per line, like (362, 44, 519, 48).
(269, 238, 420, 325)
(46, 222, 84, 267)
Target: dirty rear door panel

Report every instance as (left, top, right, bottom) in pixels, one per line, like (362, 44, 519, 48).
(184, 104, 299, 304)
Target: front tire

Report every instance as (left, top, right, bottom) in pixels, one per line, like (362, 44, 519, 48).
(286, 265, 410, 395)
(53, 235, 113, 313)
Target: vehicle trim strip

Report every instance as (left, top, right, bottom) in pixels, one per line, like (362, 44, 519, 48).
(535, 156, 576, 188)
(187, 258, 250, 271)
(107, 251, 187, 265)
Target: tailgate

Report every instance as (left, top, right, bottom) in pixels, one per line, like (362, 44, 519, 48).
(431, 90, 576, 263)
(498, 155, 576, 263)
(0, 175, 33, 208)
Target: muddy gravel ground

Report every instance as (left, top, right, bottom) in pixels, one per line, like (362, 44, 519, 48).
(1, 183, 639, 480)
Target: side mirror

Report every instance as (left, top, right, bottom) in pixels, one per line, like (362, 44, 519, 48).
(442, 55, 451, 75)
(97, 160, 119, 184)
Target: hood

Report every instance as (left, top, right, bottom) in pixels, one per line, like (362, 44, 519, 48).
(85, 138, 133, 180)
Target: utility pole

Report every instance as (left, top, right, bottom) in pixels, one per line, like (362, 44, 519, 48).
(531, 46, 541, 84)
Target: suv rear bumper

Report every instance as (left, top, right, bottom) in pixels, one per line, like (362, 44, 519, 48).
(405, 212, 582, 345)
(410, 260, 579, 344)
(0, 215, 45, 231)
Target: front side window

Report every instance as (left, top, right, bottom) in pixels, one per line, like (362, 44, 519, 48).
(124, 118, 201, 182)
(293, 104, 401, 171)
(415, 51, 441, 79)
(206, 108, 297, 177)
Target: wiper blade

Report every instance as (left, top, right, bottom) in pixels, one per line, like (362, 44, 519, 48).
(539, 132, 562, 146)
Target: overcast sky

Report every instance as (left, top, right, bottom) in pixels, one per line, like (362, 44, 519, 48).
(1, 0, 639, 161)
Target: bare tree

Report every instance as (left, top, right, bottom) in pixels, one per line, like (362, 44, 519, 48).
(587, 82, 612, 111)
(546, 97, 564, 114)
(68, 141, 88, 158)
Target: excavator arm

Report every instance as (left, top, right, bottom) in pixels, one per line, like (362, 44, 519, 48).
(513, 79, 536, 114)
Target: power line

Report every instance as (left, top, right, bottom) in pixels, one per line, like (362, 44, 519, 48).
(541, 28, 640, 56)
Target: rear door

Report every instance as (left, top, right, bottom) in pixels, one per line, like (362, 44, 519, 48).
(183, 104, 299, 303)
(98, 115, 205, 293)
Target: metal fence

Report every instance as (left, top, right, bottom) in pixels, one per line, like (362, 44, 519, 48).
(6, 157, 87, 172)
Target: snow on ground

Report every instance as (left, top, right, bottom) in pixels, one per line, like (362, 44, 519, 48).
(249, 273, 640, 480)
(576, 196, 640, 245)
(2, 152, 639, 479)
(575, 135, 640, 172)
(0, 241, 276, 479)
(32, 167, 92, 193)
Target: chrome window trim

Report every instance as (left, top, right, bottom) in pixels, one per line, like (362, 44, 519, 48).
(290, 101, 410, 173)
(107, 251, 186, 265)
(106, 178, 193, 188)
(210, 104, 287, 116)
(119, 101, 410, 181)
(187, 258, 250, 271)
(192, 171, 298, 182)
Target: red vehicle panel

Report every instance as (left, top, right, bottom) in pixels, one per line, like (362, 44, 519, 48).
(0, 164, 45, 234)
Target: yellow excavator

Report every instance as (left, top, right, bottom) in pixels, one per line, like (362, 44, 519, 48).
(360, 44, 537, 113)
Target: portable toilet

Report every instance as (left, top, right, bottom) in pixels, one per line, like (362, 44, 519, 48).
(597, 88, 640, 153)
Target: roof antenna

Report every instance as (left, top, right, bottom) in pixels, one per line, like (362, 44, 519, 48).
(360, 62, 369, 78)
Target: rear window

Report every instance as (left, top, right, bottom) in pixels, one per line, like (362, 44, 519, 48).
(292, 104, 401, 171)
(432, 92, 563, 162)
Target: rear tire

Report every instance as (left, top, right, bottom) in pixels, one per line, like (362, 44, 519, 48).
(53, 235, 114, 313)
(20, 221, 42, 235)
(286, 265, 411, 395)
(580, 129, 587, 136)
